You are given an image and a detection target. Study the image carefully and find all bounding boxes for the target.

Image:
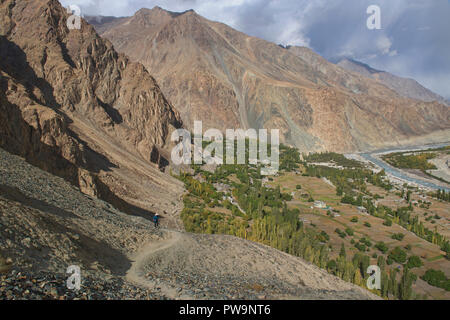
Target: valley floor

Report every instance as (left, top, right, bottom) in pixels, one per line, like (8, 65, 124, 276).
(174, 147, 450, 300)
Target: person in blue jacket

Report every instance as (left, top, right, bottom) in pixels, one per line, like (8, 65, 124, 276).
(153, 213, 160, 228)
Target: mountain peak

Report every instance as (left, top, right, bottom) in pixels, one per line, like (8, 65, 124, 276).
(145, 6, 197, 17)
(129, 6, 200, 26)
(91, 6, 450, 152)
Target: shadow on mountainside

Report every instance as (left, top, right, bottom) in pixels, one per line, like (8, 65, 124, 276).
(0, 192, 132, 276)
(0, 184, 79, 220)
(0, 36, 62, 112)
(0, 37, 156, 222)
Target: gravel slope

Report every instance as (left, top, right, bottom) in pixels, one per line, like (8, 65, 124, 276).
(127, 231, 378, 300)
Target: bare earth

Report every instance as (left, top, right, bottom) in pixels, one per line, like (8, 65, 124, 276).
(429, 154, 450, 184)
(127, 230, 377, 300)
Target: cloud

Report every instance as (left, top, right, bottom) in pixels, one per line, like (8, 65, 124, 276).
(58, 0, 450, 98)
(375, 35, 397, 56)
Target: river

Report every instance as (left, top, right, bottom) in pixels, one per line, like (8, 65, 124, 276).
(359, 143, 450, 192)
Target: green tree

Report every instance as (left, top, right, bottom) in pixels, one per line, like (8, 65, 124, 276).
(375, 241, 388, 254)
(398, 267, 416, 300)
(327, 259, 337, 275)
(421, 269, 450, 291)
(381, 271, 389, 298)
(339, 243, 346, 259)
(377, 255, 386, 271)
(388, 269, 398, 298)
(388, 247, 407, 264)
(406, 256, 423, 269)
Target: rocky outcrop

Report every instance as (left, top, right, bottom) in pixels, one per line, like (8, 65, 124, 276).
(0, 0, 184, 219)
(90, 8, 450, 153)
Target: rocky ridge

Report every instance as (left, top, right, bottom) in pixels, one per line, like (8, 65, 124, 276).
(335, 58, 449, 106)
(0, 0, 184, 222)
(90, 7, 450, 153)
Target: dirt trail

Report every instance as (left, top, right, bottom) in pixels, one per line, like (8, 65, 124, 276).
(126, 230, 193, 299)
(124, 229, 380, 300)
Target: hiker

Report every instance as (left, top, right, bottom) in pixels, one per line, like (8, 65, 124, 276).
(153, 213, 160, 228)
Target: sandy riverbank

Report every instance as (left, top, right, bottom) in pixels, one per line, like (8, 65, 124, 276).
(346, 145, 450, 191)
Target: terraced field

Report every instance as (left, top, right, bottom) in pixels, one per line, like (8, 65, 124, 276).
(271, 172, 450, 299)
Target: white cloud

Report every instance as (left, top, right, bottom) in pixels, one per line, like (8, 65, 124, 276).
(376, 35, 396, 56)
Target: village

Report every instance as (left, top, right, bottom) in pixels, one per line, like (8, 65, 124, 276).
(177, 146, 450, 299)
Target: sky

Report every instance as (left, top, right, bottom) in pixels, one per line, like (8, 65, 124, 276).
(60, 0, 450, 99)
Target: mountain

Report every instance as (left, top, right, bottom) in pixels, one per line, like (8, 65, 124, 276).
(0, 1, 380, 299)
(88, 7, 450, 153)
(0, 0, 184, 223)
(335, 58, 449, 106)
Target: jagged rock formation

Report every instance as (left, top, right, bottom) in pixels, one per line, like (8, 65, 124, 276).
(335, 58, 449, 106)
(0, 0, 184, 221)
(90, 7, 450, 153)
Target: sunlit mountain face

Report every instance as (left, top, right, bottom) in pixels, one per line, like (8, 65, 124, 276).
(62, 0, 450, 100)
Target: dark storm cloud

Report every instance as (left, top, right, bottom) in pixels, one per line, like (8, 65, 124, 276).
(60, 0, 450, 98)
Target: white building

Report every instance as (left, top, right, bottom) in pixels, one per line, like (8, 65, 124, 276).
(314, 201, 327, 209)
(357, 206, 368, 214)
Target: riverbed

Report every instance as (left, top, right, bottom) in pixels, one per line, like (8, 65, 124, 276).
(353, 143, 450, 192)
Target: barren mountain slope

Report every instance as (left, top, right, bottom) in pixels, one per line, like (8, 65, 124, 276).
(0, 147, 378, 300)
(335, 58, 449, 106)
(90, 8, 450, 153)
(0, 0, 184, 222)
